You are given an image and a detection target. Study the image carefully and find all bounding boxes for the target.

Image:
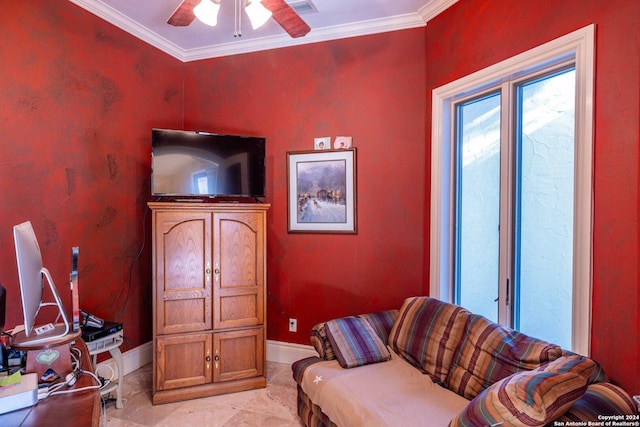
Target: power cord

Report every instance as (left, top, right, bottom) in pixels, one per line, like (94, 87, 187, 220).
(37, 346, 116, 401)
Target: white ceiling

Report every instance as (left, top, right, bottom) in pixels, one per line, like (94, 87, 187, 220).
(68, 0, 457, 62)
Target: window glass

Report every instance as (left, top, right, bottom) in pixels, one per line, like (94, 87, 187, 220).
(514, 69, 575, 347)
(455, 93, 501, 322)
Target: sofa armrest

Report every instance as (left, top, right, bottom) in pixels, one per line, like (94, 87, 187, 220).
(555, 382, 637, 422)
(292, 356, 323, 384)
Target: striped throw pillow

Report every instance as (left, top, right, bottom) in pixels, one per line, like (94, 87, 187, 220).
(310, 310, 398, 361)
(359, 309, 398, 344)
(449, 355, 595, 427)
(325, 316, 391, 368)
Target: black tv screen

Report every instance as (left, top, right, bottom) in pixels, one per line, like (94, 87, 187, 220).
(151, 128, 266, 198)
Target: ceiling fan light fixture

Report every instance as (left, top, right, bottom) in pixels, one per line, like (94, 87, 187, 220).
(194, 0, 221, 27)
(245, 0, 272, 30)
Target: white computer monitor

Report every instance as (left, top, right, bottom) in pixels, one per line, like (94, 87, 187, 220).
(13, 221, 71, 347)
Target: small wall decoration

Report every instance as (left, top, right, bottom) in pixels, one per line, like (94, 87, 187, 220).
(287, 148, 357, 234)
(314, 137, 332, 150)
(333, 136, 352, 149)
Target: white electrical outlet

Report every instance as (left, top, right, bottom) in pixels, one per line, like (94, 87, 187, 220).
(289, 318, 297, 333)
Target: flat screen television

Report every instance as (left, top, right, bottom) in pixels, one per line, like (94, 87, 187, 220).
(151, 128, 266, 198)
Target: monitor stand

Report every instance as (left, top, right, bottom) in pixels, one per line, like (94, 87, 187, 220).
(12, 265, 78, 351)
(12, 326, 80, 380)
(11, 324, 80, 351)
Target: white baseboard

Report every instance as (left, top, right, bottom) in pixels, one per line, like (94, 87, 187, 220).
(97, 340, 153, 377)
(98, 339, 315, 376)
(266, 340, 317, 364)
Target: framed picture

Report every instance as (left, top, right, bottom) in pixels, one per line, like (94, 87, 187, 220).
(287, 148, 357, 234)
(333, 136, 352, 149)
(314, 136, 331, 150)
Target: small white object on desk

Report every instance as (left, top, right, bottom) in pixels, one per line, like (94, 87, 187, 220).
(0, 373, 38, 414)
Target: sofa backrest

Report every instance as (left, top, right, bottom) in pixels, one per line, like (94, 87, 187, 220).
(388, 296, 470, 385)
(445, 312, 564, 400)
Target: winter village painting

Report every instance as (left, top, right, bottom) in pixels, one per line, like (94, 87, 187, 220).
(287, 149, 357, 234)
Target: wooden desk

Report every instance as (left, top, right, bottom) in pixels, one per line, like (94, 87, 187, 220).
(0, 339, 100, 426)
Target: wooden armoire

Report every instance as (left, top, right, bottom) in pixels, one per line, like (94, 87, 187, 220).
(149, 202, 269, 404)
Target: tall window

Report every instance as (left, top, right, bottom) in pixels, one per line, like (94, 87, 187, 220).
(430, 26, 594, 355)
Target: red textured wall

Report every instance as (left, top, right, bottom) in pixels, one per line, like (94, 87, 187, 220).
(1, 0, 638, 398)
(424, 0, 640, 393)
(0, 2, 184, 352)
(183, 29, 428, 342)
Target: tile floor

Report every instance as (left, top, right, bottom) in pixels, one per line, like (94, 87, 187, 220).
(102, 362, 304, 427)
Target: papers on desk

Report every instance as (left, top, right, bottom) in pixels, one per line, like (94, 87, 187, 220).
(0, 371, 22, 387)
(0, 372, 38, 414)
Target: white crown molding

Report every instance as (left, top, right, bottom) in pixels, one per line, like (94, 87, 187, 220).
(68, 0, 458, 62)
(182, 13, 426, 61)
(419, 0, 459, 22)
(68, 0, 187, 60)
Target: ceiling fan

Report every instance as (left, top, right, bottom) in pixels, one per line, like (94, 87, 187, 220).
(167, 0, 311, 38)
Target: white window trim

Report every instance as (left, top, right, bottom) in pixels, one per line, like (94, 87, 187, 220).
(430, 25, 595, 355)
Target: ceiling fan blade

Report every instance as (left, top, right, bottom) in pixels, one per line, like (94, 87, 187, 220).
(167, 0, 199, 26)
(261, 0, 311, 38)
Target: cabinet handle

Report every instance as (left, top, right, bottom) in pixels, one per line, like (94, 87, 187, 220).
(206, 262, 211, 282)
(214, 262, 220, 283)
(214, 349, 220, 369)
(206, 349, 211, 370)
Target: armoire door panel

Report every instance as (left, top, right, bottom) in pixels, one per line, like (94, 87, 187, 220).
(155, 211, 212, 334)
(213, 212, 264, 329)
(156, 333, 212, 391)
(213, 328, 264, 383)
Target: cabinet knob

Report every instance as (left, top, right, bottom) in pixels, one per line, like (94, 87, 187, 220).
(206, 355, 211, 363)
(206, 262, 212, 282)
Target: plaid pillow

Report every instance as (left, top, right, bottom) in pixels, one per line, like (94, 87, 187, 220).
(449, 355, 595, 427)
(325, 316, 391, 368)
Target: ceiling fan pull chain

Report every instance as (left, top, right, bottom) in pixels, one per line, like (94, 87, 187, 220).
(234, 0, 243, 37)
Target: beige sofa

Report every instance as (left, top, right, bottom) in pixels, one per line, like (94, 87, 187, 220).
(292, 297, 636, 426)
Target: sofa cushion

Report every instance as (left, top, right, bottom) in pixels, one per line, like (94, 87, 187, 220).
(555, 382, 637, 421)
(310, 310, 398, 361)
(449, 355, 595, 427)
(325, 316, 391, 368)
(300, 350, 471, 427)
(388, 297, 469, 384)
(445, 313, 563, 399)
